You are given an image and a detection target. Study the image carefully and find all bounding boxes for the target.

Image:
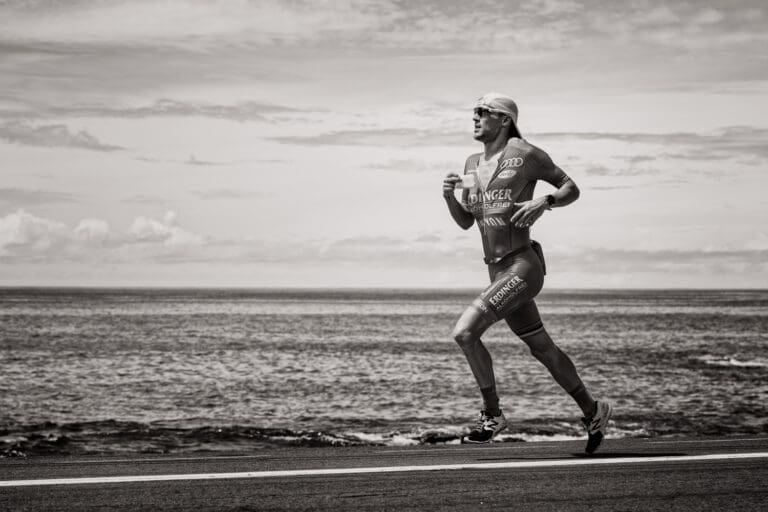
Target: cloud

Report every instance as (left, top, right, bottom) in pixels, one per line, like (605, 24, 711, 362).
(134, 154, 241, 167)
(536, 131, 695, 144)
(0, 121, 121, 151)
(192, 189, 263, 200)
(0, 209, 69, 258)
(270, 128, 466, 147)
(1, 1, 764, 56)
(413, 234, 442, 243)
(0, 209, 203, 263)
(0, 41, 67, 57)
(588, 185, 636, 191)
(537, 126, 768, 161)
(586, 2, 766, 50)
(0, 1, 401, 47)
(692, 8, 725, 25)
(0, 0, 605, 67)
(0, 188, 78, 207)
(1, 210, 765, 286)
(292, 234, 768, 279)
(366, 158, 459, 173)
(66, 99, 301, 121)
(306, 233, 480, 264)
(1, 99, 307, 123)
(271, 126, 768, 161)
(0, 1, 459, 50)
(0, 41, 306, 122)
(626, 155, 656, 164)
(184, 155, 225, 166)
(275, 126, 768, 180)
(129, 211, 203, 247)
(122, 195, 164, 204)
(74, 218, 111, 243)
(1, 2, 764, 127)
(0, 210, 475, 265)
(582, 165, 659, 177)
(635, 5, 680, 25)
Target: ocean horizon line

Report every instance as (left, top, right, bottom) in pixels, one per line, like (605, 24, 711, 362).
(0, 285, 766, 291)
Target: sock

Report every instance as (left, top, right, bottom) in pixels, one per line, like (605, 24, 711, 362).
(568, 383, 596, 417)
(480, 385, 501, 416)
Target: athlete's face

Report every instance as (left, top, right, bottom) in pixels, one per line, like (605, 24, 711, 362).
(473, 108, 506, 142)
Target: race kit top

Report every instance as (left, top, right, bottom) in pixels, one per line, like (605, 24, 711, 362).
(461, 138, 570, 264)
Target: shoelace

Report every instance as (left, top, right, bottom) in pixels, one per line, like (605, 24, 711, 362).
(472, 413, 491, 432)
(582, 414, 604, 433)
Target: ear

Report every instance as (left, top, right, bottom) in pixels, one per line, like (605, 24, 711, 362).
(500, 116, 513, 136)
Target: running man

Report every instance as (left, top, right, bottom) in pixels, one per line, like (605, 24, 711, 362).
(442, 92, 612, 454)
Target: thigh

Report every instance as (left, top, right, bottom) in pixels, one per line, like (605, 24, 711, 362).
(453, 303, 494, 340)
(503, 300, 545, 339)
(473, 255, 543, 324)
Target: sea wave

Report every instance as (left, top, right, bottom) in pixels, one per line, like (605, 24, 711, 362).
(2, 289, 766, 459)
(693, 355, 768, 368)
(2, 416, 763, 458)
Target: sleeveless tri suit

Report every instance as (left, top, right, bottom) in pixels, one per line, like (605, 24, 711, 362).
(461, 138, 571, 338)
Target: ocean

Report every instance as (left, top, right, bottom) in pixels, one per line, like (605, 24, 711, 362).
(1, 288, 766, 457)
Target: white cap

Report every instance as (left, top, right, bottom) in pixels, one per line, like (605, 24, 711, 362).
(474, 92, 521, 136)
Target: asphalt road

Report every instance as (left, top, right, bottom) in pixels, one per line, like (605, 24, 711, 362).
(2, 436, 767, 511)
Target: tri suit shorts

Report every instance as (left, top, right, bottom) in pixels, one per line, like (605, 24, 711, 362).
(471, 242, 546, 339)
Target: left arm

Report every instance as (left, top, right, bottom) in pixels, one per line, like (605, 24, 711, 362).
(509, 176, 579, 228)
(509, 148, 580, 228)
(547, 176, 580, 208)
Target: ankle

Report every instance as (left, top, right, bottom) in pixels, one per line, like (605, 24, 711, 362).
(485, 407, 502, 417)
(568, 383, 596, 417)
(480, 385, 500, 416)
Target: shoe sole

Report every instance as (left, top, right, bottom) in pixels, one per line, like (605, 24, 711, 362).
(585, 432, 603, 454)
(585, 403, 613, 454)
(461, 424, 508, 444)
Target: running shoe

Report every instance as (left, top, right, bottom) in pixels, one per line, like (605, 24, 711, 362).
(582, 400, 613, 454)
(461, 410, 507, 444)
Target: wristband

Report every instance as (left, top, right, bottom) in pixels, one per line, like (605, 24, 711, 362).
(545, 194, 556, 209)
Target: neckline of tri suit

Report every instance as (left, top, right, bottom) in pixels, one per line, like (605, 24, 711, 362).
(481, 149, 504, 165)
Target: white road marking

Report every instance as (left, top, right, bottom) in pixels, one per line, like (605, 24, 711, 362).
(27, 454, 272, 465)
(648, 437, 768, 445)
(2, 452, 767, 487)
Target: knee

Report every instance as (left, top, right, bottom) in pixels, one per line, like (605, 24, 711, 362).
(527, 338, 558, 361)
(453, 327, 478, 351)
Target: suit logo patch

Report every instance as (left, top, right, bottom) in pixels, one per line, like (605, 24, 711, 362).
(499, 157, 524, 171)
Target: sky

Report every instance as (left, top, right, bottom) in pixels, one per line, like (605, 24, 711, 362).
(0, 0, 766, 289)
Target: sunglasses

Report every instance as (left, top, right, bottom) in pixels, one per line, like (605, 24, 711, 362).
(473, 107, 502, 118)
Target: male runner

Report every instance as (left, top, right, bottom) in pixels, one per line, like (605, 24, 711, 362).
(442, 92, 612, 454)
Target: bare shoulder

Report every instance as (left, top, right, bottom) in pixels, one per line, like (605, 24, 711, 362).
(464, 152, 482, 171)
(510, 138, 548, 159)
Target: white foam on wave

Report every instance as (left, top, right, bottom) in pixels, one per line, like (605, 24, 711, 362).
(498, 433, 581, 443)
(347, 427, 648, 446)
(697, 355, 768, 368)
(344, 431, 419, 446)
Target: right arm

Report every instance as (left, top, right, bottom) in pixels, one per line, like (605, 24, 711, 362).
(443, 173, 474, 230)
